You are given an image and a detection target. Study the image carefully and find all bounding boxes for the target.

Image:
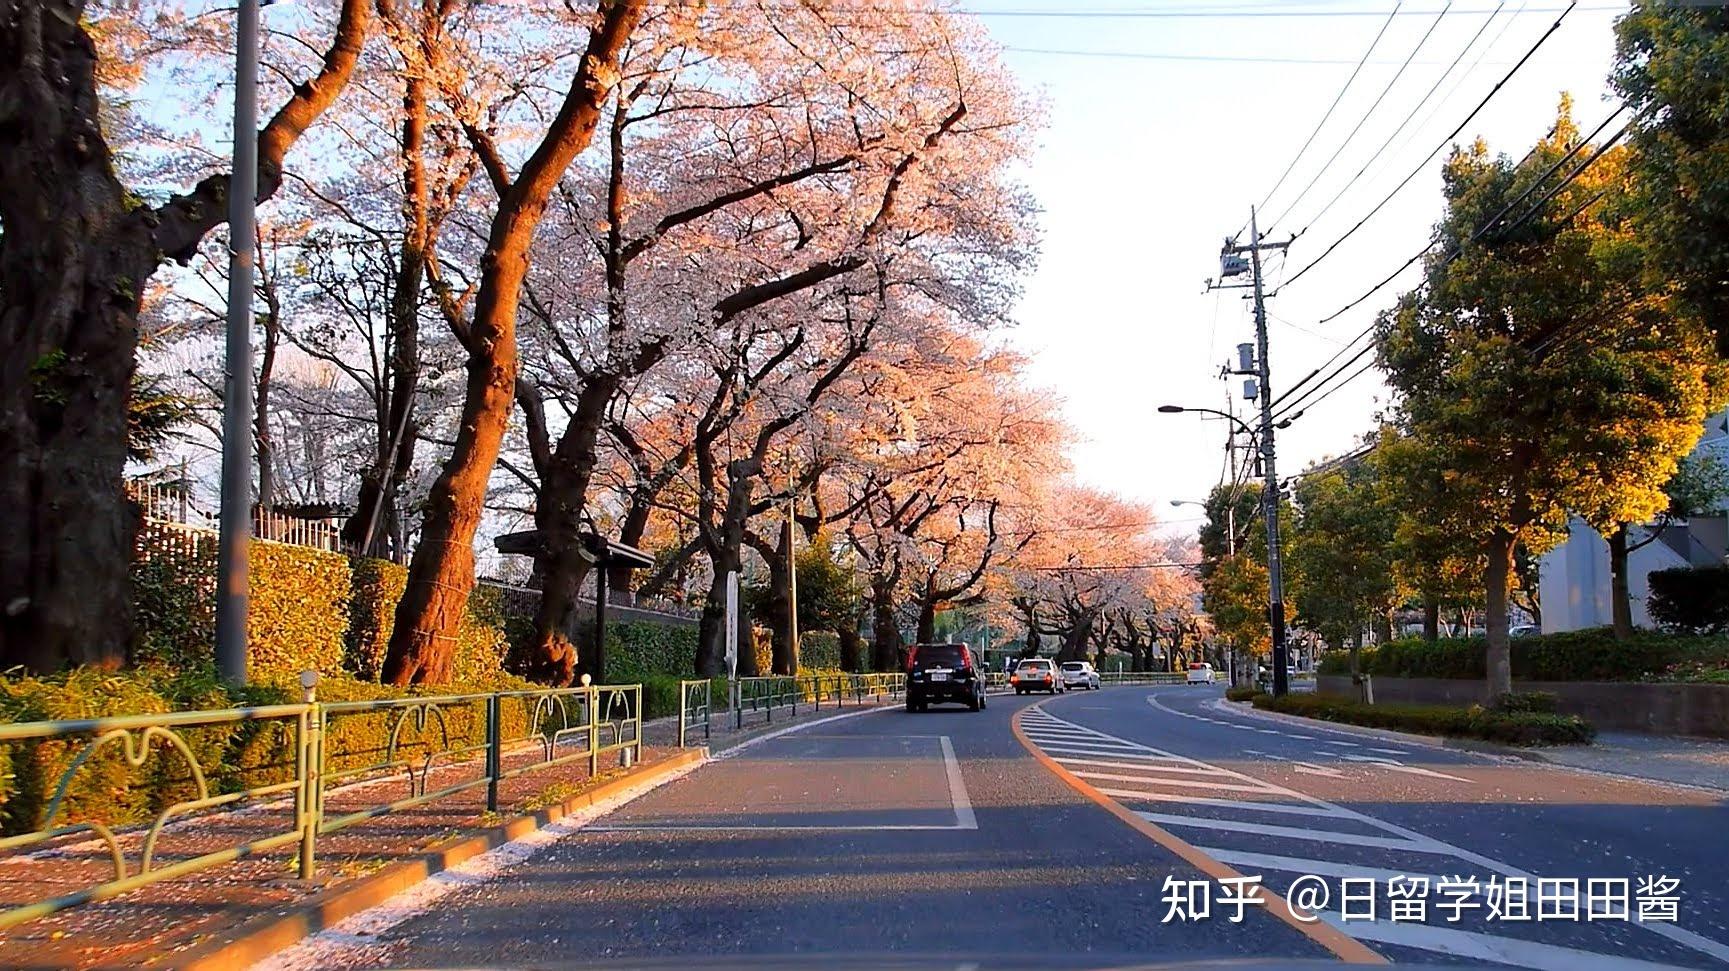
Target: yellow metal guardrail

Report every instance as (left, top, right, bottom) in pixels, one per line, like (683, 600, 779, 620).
(726, 673, 905, 730)
(0, 678, 642, 931)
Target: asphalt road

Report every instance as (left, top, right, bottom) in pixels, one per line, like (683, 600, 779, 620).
(261, 685, 1729, 970)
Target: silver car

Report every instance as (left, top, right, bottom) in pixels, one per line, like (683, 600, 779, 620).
(1060, 661, 1100, 691)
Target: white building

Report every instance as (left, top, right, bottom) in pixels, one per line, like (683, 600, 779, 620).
(1539, 410, 1729, 632)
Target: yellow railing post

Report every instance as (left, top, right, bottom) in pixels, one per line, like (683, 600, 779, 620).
(298, 670, 320, 880)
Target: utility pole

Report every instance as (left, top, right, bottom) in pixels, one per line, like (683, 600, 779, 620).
(1219, 208, 1292, 697)
(215, 0, 261, 687)
(786, 468, 799, 671)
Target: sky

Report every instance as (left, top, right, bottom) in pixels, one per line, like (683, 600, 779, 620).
(970, 1, 1629, 532)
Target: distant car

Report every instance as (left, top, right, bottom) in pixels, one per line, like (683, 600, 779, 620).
(1011, 658, 1065, 695)
(905, 642, 986, 712)
(1509, 624, 1540, 639)
(1060, 661, 1100, 691)
(1186, 662, 1215, 685)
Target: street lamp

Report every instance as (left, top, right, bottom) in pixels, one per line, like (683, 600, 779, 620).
(1158, 403, 1295, 432)
(1171, 498, 1232, 556)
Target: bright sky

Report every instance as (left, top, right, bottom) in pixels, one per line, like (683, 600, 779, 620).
(974, 1, 1628, 531)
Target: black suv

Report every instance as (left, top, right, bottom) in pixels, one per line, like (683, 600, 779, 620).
(905, 642, 986, 712)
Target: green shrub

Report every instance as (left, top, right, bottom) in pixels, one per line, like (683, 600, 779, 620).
(1225, 686, 1259, 702)
(346, 556, 408, 680)
(801, 631, 841, 671)
(604, 622, 700, 681)
(1649, 567, 1729, 634)
(0, 667, 234, 835)
(1494, 690, 1558, 714)
(249, 542, 351, 681)
(131, 523, 216, 670)
(1250, 692, 1594, 746)
(1317, 629, 1729, 683)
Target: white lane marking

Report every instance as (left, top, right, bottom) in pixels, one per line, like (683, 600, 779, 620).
(1284, 733, 1315, 740)
(1340, 755, 1473, 784)
(1369, 747, 1409, 755)
(1038, 745, 1198, 763)
(1256, 729, 1284, 735)
(1072, 771, 1271, 793)
(940, 735, 978, 830)
(1097, 790, 1350, 819)
(1321, 914, 1691, 971)
(1133, 811, 1449, 853)
(1292, 762, 1348, 779)
(1323, 740, 1361, 747)
(1044, 699, 1729, 967)
(1201, 848, 1466, 885)
(1054, 757, 1229, 776)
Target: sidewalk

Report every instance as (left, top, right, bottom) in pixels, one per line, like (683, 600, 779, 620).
(1527, 731, 1729, 793)
(0, 698, 895, 970)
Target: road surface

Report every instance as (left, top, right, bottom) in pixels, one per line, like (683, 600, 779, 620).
(262, 685, 1729, 969)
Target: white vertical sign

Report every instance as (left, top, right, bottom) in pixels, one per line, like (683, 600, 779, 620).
(724, 569, 739, 679)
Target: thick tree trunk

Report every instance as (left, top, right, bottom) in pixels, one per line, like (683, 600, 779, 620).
(915, 597, 937, 645)
(1609, 522, 1634, 640)
(0, 0, 369, 672)
(838, 624, 863, 673)
(870, 579, 902, 671)
(1374, 611, 1393, 645)
(384, 1, 644, 684)
(524, 380, 613, 684)
(610, 499, 652, 598)
(1422, 598, 1440, 642)
(1484, 527, 1517, 701)
(0, 83, 148, 670)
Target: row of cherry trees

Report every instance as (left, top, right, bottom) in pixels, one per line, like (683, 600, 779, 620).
(2, 0, 1201, 682)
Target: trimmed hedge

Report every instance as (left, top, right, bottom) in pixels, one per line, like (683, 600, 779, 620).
(1225, 685, 1259, 702)
(801, 631, 841, 671)
(249, 542, 350, 681)
(1316, 628, 1729, 683)
(1649, 567, 1729, 634)
(0, 665, 546, 836)
(604, 622, 699, 682)
(1250, 692, 1595, 746)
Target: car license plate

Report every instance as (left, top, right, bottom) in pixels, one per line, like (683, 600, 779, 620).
(928, 670, 950, 681)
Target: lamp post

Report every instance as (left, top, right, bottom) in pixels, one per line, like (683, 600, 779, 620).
(1171, 498, 1232, 557)
(215, 0, 262, 686)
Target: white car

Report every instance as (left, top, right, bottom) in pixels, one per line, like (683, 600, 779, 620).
(1060, 661, 1100, 691)
(1011, 658, 1065, 694)
(1185, 662, 1215, 685)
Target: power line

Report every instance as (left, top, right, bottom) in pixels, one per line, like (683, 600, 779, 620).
(1278, 110, 1629, 424)
(1303, 100, 1624, 329)
(1256, 3, 1401, 217)
(1293, 0, 1508, 235)
(1265, 1, 1454, 234)
(1276, 0, 1579, 291)
(1001, 46, 1485, 66)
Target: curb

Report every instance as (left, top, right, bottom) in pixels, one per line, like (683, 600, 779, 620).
(169, 747, 708, 971)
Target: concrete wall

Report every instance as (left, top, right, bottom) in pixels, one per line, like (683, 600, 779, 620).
(1537, 516, 1691, 634)
(1317, 675, 1729, 739)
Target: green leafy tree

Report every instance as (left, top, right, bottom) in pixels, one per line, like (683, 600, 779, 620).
(1287, 449, 1407, 674)
(1378, 105, 1721, 698)
(1613, 4, 1729, 357)
(1375, 428, 1483, 639)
